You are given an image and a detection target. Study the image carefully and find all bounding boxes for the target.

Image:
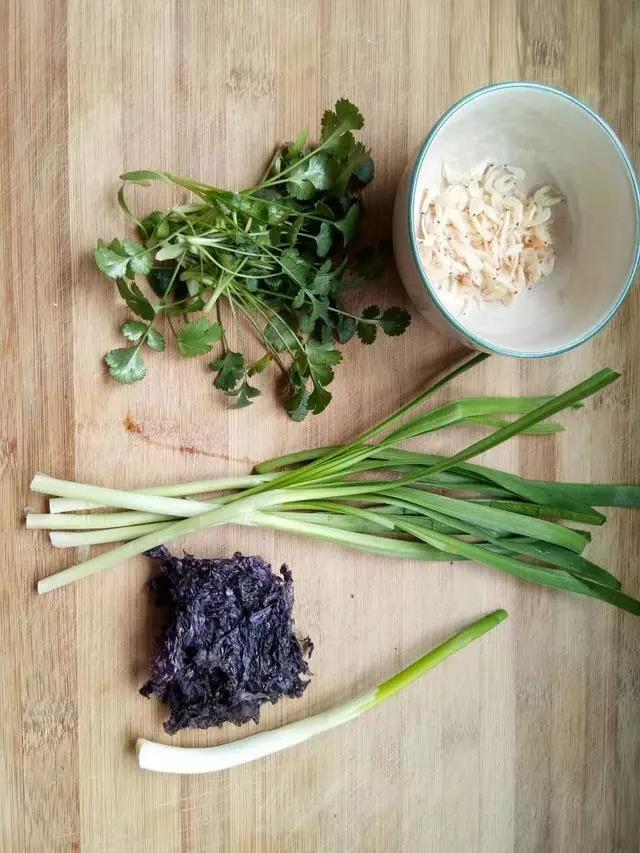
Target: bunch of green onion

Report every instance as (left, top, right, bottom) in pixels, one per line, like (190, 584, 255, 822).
(28, 353, 640, 614)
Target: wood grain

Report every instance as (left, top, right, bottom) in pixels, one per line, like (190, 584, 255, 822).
(1, 0, 638, 850)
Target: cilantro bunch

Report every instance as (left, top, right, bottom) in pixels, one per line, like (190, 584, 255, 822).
(95, 99, 410, 419)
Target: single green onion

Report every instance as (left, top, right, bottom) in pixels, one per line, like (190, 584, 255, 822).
(136, 609, 507, 774)
(27, 511, 176, 530)
(31, 473, 215, 518)
(47, 474, 277, 514)
(49, 523, 172, 548)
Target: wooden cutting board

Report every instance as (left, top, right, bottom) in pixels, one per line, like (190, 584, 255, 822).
(1, 1, 638, 850)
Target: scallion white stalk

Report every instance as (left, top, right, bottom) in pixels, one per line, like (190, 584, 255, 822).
(27, 511, 176, 530)
(49, 522, 171, 548)
(36, 484, 394, 593)
(136, 609, 507, 774)
(48, 474, 277, 513)
(31, 474, 216, 518)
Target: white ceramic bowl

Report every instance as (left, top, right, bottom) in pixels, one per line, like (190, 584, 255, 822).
(393, 82, 640, 356)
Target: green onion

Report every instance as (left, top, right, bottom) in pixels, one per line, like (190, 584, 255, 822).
(136, 609, 507, 774)
(28, 356, 640, 615)
(47, 474, 276, 513)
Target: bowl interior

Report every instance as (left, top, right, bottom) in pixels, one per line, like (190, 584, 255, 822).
(411, 85, 639, 355)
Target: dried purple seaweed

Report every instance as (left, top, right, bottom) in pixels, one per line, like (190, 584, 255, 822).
(141, 546, 312, 734)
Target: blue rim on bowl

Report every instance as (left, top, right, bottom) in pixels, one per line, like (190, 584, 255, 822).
(407, 81, 640, 357)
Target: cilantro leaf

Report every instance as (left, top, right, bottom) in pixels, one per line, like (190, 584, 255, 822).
(95, 241, 131, 279)
(140, 210, 166, 240)
(285, 179, 316, 200)
(105, 347, 146, 383)
(336, 315, 357, 343)
(233, 379, 261, 409)
(286, 216, 304, 246)
(308, 383, 332, 415)
(286, 153, 336, 199)
(280, 248, 311, 287)
(121, 239, 152, 275)
(287, 129, 308, 158)
(120, 170, 166, 185)
(210, 351, 244, 392)
(309, 260, 334, 296)
(357, 305, 380, 344)
(315, 221, 334, 258)
(321, 99, 364, 146)
(247, 353, 271, 376)
(315, 201, 335, 220)
(357, 323, 377, 344)
(121, 321, 147, 343)
(335, 142, 372, 193)
(299, 295, 330, 333)
(96, 239, 153, 279)
(147, 328, 166, 351)
(116, 278, 155, 321)
(122, 321, 165, 351)
(333, 130, 356, 160)
(334, 204, 360, 244)
(304, 153, 337, 189)
(284, 367, 309, 421)
(380, 307, 411, 337)
(155, 242, 185, 261)
(264, 315, 298, 353)
(178, 319, 223, 357)
(269, 225, 283, 245)
(305, 339, 342, 386)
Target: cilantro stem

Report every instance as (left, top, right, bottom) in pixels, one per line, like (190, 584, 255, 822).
(233, 299, 288, 373)
(239, 192, 336, 225)
(202, 270, 229, 315)
(251, 121, 350, 190)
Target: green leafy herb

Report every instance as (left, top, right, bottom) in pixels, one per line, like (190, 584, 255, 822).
(95, 239, 152, 279)
(247, 354, 271, 376)
(115, 278, 155, 321)
(233, 379, 261, 409)
(146, 328, 166, 352)
(211, 351, 245, 392)
(380, 307, 411, 337)
(177, 319, 223, 357)
(95, 99, 410, 418)
(121, 322, 166, 352)
(105, 347, 146, 383)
